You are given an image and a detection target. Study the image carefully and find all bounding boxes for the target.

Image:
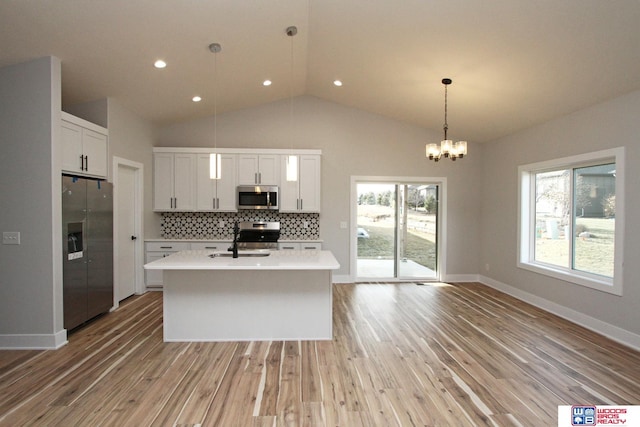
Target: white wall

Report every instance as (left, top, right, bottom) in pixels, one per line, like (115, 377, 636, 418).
(64, 98, 108, 128)
(105, 99, 156, 238)
(0, 57, 65, 348)
(481, 90, 640, 338)
(158, 96, 484, 278)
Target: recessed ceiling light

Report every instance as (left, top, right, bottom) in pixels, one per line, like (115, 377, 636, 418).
(333, 80, 343, 87)
(192, 96, 202, 102)
(154, 60, 167, 69)
(263, 80, 272, 86)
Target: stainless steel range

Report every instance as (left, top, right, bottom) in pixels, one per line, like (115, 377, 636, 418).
(236, 221, 280, 250)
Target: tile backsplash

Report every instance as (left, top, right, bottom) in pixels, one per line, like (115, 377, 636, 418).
(160, 211, 320, 240)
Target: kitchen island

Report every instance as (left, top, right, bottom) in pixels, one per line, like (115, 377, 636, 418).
(144, 249, 339, 342)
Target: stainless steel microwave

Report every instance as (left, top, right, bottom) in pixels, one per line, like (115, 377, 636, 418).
(237, 185, 279, 210)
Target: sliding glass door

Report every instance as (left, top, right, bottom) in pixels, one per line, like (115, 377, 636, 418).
(356, 181, 439, 280)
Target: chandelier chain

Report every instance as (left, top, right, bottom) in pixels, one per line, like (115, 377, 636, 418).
(443, 83, 448, 140)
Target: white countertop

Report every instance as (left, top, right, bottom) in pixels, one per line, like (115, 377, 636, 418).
(144, 249, 339, 271)
(144, 239, 323, 243)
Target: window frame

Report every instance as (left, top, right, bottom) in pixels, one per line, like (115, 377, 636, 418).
(517, 147, 625, 296)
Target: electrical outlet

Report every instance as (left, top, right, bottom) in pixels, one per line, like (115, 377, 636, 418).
(2, 231, 20, 245)
(218, 220, 225, 228)
(485, 263, 490, 271)
(303, 221, 309, 228)
(340, 221, 348, 229)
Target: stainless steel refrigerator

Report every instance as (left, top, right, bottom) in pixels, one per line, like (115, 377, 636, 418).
(62, 175, 114, 330)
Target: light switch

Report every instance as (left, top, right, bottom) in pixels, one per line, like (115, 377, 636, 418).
(2, 231, 20, 245)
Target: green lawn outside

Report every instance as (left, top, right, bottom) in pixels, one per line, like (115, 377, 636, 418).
(357, 205, 436, 270)
(535, 217, 614, 277)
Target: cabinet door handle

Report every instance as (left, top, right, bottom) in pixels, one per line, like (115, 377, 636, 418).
(217, 198, 220, 209)
(160, 246, 173, 249)
(259, 172, 262, 184)
(300, 199, 303, 210)
(84, 155, 88, 171)
(80, 155, 84, 171)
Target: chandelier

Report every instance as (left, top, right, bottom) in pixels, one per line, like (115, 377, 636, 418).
(426, 78, 467, 162)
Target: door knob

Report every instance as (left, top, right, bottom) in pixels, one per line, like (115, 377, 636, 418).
(131, 235, 137, 240)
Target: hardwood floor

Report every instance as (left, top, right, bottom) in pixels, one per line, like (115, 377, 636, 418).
(1, 282, 639, 426)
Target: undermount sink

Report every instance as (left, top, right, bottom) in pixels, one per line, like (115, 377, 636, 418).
(209, 252, 271, 258)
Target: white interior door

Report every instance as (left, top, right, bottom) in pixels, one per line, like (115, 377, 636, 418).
(117, 165, 137, 300)
(114, 157, 144, 304)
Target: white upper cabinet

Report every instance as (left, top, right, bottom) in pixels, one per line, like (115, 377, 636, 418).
(61, 112, 108, 178)
(237, 154, 280, 186)
(153, 153, 196, 211)
(154, 148, 320, 212)
(279, 154, 321, 212)
(196, 153, 237, 211)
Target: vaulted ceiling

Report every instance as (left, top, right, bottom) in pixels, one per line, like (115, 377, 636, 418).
(2, 0, 640, 142)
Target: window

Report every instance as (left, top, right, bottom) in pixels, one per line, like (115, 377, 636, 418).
(518, 148, 625, 295)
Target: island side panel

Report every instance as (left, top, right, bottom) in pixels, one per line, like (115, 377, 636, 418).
(163, 269, 333, 341)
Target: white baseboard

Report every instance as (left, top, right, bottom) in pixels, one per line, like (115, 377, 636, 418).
(332, 274, 481, 284)
(479, 275, 640, 352)
(442, 274, 480, 283)
(332, 274, 353, 284)
(0, 330, 68, 350)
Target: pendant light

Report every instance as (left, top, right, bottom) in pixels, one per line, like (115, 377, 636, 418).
(426, 78, 468, 162)
(285, 26, 298, 182)
(209, 42, 222, 179)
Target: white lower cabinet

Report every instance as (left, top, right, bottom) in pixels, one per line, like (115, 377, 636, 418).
(190, 241, 232, 251)
(144, 242, 190, 288)
(145, 241, 233, 288)
(278, 242, 322, 251)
